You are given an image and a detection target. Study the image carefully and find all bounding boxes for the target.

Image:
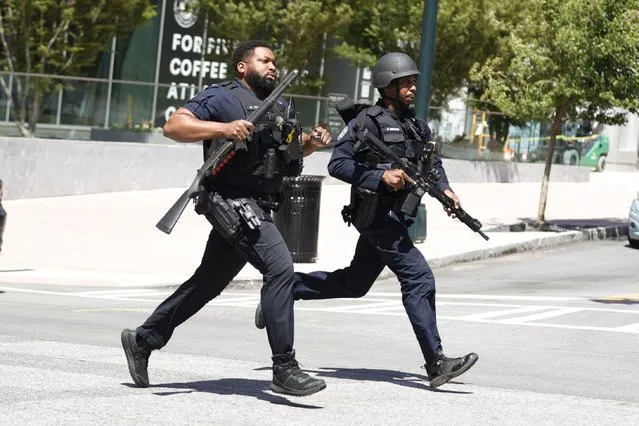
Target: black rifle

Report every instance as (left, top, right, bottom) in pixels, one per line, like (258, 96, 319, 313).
(156, 70, 299, 234)
(356, 128, 490, 241)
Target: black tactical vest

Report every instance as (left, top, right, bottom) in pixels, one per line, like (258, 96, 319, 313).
(203, 80, 290, 181)
(356, 106, 427, 169)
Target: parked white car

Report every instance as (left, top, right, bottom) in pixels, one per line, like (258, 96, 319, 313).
(629, 191, 639, 248)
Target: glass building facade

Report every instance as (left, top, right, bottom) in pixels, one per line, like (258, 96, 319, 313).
(0, 0, 353, 140)
(2, 0, 634, 169)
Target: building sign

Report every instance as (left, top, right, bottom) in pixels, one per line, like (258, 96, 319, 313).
(327, 93, 348, 137)
(157, 0, 232, 123)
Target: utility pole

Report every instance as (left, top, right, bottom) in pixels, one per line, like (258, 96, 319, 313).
(415, 0, 439, 123)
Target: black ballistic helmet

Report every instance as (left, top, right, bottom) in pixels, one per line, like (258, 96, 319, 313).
(372, 52, 420, 88)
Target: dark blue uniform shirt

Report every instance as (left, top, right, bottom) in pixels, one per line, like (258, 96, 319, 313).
(181, 78, 288, 196)
(186, 78, 249, 122)
(327, 110, 452, 193)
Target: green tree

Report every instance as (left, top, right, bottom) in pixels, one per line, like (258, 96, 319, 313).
(0, 0, 155, 137)
(198, 0, 513, 107)
(467, 0, 537, 148)
(198, 0, 352, 94)
(334, 0, 501, 108)
(472, 0, 639, 225)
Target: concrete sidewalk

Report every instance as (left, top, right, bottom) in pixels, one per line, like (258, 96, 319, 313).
(0, 172, 636, 288)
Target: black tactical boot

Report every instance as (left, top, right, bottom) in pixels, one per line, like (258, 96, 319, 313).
(255, 302, 265, 329)
(121, 328, 152, 388)
(270, 351, 326, 396)
(425, 352, 479, 388)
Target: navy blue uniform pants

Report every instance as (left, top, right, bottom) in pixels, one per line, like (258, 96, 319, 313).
(137, 200, 296, 357)
(293, 210, 443, 362)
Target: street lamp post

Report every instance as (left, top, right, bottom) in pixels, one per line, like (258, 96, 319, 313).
(415, 0, 439, 123)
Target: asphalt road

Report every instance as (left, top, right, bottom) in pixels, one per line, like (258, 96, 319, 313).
(1, 240, 638, 424)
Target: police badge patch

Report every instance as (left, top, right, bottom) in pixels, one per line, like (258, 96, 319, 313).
(337, 126, 349, 141)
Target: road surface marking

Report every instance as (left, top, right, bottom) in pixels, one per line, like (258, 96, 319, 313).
(501, 307, 584, 324)
(308, 301, 403, 312)
(458, 306, 548, 321)
(611, 322, 639, 332)
(72, 308, 149, 313)
(3, 287, 639, 333)
(367, 293, 586, 301)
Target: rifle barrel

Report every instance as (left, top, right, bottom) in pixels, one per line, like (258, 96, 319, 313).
(358, 128, 489, 241)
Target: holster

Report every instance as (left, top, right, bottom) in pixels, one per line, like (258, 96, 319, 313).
(196, 192, 262, 243)
(342, 187, 380, 229)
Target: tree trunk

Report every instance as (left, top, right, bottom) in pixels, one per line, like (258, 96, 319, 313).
(15, 121, 32, 137)
(27, 83, 42, 135)
(0, 76, 29, 136)
(536, 112, 564, 225)
(14, 74, 34, 137)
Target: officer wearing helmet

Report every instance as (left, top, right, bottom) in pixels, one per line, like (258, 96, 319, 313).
(254, 52, 479, 388)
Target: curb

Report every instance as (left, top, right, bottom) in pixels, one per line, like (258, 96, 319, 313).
(227, 224, 629, 289)
(2, 225, 624, 290)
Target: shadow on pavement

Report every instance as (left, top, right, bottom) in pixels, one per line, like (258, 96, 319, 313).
(255, 366, 473, 395)
(544, 218, 628, 229)
(313, 367, 473, 394)
(140, 378, 324, 409)
(590, 298, 639, 305)
(485, 217, 628, 234)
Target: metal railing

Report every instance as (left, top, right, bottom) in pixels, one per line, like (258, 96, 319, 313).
(0, 71, 336, 133)
(3, 71, 592, 167)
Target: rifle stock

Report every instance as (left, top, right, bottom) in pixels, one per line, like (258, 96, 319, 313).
(155, 70, 299, 234)
(358, 128, 490, 241)
(155, 190, 191, 234)
(155, 140, 234, 234)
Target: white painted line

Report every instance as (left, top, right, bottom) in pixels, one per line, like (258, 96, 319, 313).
(293, 309, 639, 334)
(502, 307, 583, 324)
(498, 321, 639, 334)
(73, 289, 167, 295)
(344, 305, 406, 313)
(367, 293, 586, 301)
(214, 301, 263, 308)
(458, 306, 548, 321)
(208, 296, 260, 304)
(77, 291, 168, 298)
(0, 287, 165, 303)
(311, 301, 403, 312)
(611, 322, 639, 332)
(0, 268, 184, 287)
(437, 294, 587, 302)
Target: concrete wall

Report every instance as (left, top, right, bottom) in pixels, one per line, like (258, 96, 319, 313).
(1, 137, 590, 200)
(1, 137, 203, 200)
(603, 113, 639, 171)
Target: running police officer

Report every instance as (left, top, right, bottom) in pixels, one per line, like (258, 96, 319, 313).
(121, 40, 331, 397)
(255, 52, 478, 388)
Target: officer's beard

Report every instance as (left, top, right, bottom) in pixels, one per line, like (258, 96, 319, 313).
(390, 95, 413, 115)
(246, 69, 277, 98)
(396, 97, 412, 114)
(385, 85, 412, 114)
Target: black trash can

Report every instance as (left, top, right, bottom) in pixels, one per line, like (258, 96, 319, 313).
(274, 175, 325, 263)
